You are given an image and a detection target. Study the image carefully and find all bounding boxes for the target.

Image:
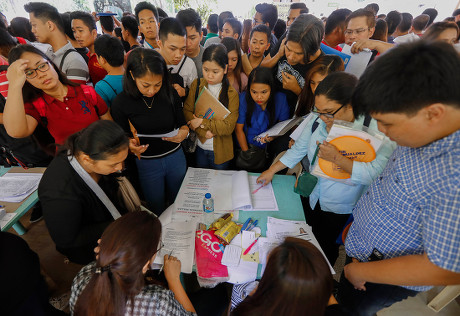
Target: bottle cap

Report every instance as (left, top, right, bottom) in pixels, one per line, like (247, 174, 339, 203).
(205, 193, 211, 199)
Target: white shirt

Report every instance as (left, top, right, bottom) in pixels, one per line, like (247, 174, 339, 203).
(167, 55, 198, 89)
(197, 83, 222, 151)
(394, 33, 420, 44)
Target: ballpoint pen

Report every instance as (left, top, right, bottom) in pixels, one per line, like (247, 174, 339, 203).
(243, 237, 260, 255)
(241, 218, 252, 231)
(158, 250, 173, 275)
(247, 220, 258, 231)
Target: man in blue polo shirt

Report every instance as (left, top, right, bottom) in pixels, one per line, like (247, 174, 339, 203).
(337, 41, 460, 315)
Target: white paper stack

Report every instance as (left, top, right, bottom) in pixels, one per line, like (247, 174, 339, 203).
(0, 173, 42, 202)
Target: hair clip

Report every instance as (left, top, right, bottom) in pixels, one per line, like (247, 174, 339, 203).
(95, 264, 111, 274)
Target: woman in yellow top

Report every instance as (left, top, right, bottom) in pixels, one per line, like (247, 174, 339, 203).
(184, 44, 239, 169)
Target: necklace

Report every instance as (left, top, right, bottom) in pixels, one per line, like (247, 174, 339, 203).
(142, 96, 154, 109)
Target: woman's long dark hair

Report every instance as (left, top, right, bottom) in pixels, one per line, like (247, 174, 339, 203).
(232, 237, 333, 316)
(202, 43, 230, 108)
(74, 211, 162, 316)
(8, 44, 78, 103)
(245, 67, 276, 128)
(0, 28, 16, 58)
(315, 72, 358, 117)
(123, 47, 175, 103)
(296, 55, 344, 117)
(221, 37, 243, 93)
(62, 120, 129, 160)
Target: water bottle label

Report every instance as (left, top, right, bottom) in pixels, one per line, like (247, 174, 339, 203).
(203, 205, 213, 213)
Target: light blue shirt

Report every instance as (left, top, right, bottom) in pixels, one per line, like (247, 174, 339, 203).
(94, 75, 123, 107)
(280, 115, 396, 215)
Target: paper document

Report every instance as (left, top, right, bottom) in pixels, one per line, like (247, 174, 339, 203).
(290, 114, 314, 141)
(254, 117, 303, 141)
(226, 233, 259, 284)
(194, 86, 231, 120)
(0, 173, 42, 202)
(342, 44, 373, 78)
(248, 175, 279, 211)
(0, 209, 16, 229)
(153, 220, 196, 273)
(221, 244, 242, 267)
(137, 129, 179, 138)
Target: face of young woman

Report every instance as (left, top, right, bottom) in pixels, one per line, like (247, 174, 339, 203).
(202, 60, 227, 86)
(314, 94, 354, 130)
(133, 72, 163, 98)
(250, 83, 271, 107)
(437, 28, 458, 45)
(309, 72, 327, 94)
(22, 52, 59, 90)
(89, 147, 129, 175)
(285, 41, 305, 66)
(227, 50, 239, 73)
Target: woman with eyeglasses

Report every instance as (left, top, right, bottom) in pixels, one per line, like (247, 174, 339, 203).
(257, 72, 396, 266)
(70, 211, 196, 316)
(3, 44, 111, 147)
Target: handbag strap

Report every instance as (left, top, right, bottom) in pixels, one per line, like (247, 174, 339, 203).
(67, 155, 122, 220)
(310, 144, 320, 166)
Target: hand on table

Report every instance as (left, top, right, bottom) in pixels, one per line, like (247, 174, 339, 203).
(256, 170, 274, 186)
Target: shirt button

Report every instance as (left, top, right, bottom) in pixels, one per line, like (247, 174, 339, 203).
(66, 107, 69, 110)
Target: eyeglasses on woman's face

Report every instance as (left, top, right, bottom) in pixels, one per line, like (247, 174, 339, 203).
(312, 103, 346, 119)
(24, 61, 50, 79)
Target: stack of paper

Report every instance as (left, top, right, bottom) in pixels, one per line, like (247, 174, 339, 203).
(0, 173, 42, 203)
(254, 117, 303, 142)
(0, 208, 16, 229)
(224, 231, 260, 284)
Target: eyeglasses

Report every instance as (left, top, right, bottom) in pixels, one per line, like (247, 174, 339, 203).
(24, 61, 50, 79)
(252, 19, 263, 26)
(155, 241, 164, 254)
(344, 28, 369, 36)
(312, 104, 346, 119)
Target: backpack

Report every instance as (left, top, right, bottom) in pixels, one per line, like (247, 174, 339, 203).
(32, 84, 99, 126)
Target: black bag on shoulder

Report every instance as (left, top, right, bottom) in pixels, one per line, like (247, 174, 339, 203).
(182, 77, 201, 153)
(235, 144, 268, 173)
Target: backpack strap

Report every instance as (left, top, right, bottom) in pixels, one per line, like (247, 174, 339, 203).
(59, 48, 78, 70)
(100, 79, 118, 95)
(310, 117, 320, 133)
(363, 114, 372, 128)
(177, 55, 188, 73)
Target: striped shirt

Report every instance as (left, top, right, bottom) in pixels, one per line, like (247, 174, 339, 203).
(45, 41, 89, 83)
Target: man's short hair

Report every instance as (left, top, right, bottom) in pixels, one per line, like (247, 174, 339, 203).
(134, 1, 159, 23)
(94, 34, 124, 67)
(176, 8, 202, 34)
(385, 11, 402, 35)
(24, 2, 64, 32)
(99, 16, 114, 33)
(255, 3, 278, 30)
(422, 8, 438, 27)
(207, 14, 218, 33)
(290, 2, 308, 13)
(224, 18, 242, 38)
(412, 14, 430, 32)
(287, 14, 324, 64)
(364, 3, 379, 15)
(121, 15, 139, 38)
(325, 8, 352, 35)
(352, 41, 460, 117)
(273, 19, 286, 40)
(345, 9, 376, 29)
(70, 11, 96, 31)
(159, 17, 185, 41)
(157, 8, 168, 22)
(218, 11, 234, 32)
(397, 13, 413, 33)
(249, 24, 271, 42)
(61, 12, 75, 40)
(453, 9, 460, 17)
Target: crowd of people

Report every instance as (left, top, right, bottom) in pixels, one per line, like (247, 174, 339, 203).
(1, 1, 459, 316)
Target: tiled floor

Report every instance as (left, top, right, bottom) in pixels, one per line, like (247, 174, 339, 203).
(9, 209, 460, 315)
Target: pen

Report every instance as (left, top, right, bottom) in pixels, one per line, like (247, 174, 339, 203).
(243, 237, 259, 255)
(252, 184, 264, 194)
(241, 218, 252, 231)
(158, 250, 173, 275)
(247, 220, 258, 231)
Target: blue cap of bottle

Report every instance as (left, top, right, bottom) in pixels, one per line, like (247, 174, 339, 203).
(205, 193, 211, 199)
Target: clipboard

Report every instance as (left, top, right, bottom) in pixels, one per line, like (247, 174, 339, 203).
(194, 86, 230, 120)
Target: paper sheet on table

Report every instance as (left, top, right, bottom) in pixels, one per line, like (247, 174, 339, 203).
(290, 114, 314, 141)
(137, 129, 179, 138)
(342, 44, 373, 78)
(241, 230, 259, 263)
(254, 117, 303, 141)
(266, 217, 335, 274)
(0, 209, 16, 229)
(153, 220, 196, 273)
(221, 244, 242, 267)
(159, 204, 174, 226)
(248, 175, 278, 211)
(258, 237, 278, 274)
(226, 233, 258, 284)
(0, 173, 42, 202)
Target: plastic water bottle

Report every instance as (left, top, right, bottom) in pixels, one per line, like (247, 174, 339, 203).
(203, 193, 214, 228)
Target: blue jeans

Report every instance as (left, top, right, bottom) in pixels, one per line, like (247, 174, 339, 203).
(195, 147, 230, 170)
(337, 256, 418, 316)
(135, 149, 186, 215)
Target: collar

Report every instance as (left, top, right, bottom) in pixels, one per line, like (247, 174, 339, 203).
(41, 85, 78, 104)
(419, 129, 460, 158)
(52, 41, 74, 56)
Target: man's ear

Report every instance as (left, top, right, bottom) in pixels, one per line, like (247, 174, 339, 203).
(368, 27, 375, 38)
(425, 103, 447, 124)
(47, 20, 55, 32)
(96, 55, 106, 66)
(91, 29, 97, 40)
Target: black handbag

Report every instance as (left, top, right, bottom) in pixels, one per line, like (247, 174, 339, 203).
(182, 76, 201, 153)
(235, 144, 268, 172)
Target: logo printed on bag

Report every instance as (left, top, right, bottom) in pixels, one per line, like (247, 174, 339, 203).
(196, 230, 222, 253)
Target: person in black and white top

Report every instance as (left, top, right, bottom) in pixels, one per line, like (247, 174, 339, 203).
(111, 48, 189, 216)
(158, 17, 197, 99)
(70, 211, 196, 316)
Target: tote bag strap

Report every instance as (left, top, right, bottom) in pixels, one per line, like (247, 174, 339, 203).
(67, 155, 122, 220)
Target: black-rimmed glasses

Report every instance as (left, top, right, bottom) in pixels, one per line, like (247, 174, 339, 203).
(24, 61, 50, 79)
(312, 104, 346, 119)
